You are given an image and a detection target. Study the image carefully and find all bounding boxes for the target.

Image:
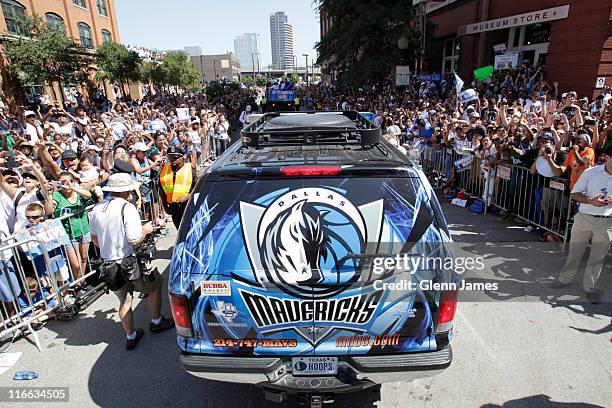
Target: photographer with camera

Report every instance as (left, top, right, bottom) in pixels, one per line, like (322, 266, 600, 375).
(529, 134, 568, 240)
(553, 145, 612, 304)
(89, 173, 174, 350)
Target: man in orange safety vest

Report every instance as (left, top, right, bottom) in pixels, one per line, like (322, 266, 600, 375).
(158, 146, 198, 229)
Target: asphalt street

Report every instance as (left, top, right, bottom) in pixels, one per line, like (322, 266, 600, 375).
(0, 199, 610, 408)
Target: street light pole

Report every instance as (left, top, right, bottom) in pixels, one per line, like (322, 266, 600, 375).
(303, 54, 309, 86)
(251, 53, 256, 79)
(311, 60, 315, 83)
(199, 55, 204, 87)
(213, 59, 218, 80)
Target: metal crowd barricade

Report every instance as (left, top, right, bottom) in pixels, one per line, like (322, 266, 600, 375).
(421, 145, 488, 203)
(0, 181, 179, 350)
(419, 146, 572, 241)
(454, 154, 487, 203)
(54, 205, 99, 293)
(489, 164, 571, 241)
(420, 145, 447, 187)
(0, 236, 66, 351)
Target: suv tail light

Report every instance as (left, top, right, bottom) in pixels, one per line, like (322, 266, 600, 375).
(281, 165, 341, 177)
(169, 293, 193, 337)
(436, 290, 458, 333)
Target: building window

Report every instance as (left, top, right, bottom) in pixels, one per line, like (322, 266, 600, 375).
(45, 12, 64, 28)
(523, 23, 551, 45)
(510, 23, 551, 48)
(78, 22, 93, 48)
(442, 37, 460, 74)
(101, 29, 112, 43)
(1, 0, 28, 36)
(96, 0, 108, 17)
(73, 0, 87, 9)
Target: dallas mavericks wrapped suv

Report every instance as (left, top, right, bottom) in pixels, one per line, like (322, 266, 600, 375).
(169, 112, 458, 405)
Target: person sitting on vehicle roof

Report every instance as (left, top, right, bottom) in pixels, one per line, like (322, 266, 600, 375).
(158, 146, 198, 229)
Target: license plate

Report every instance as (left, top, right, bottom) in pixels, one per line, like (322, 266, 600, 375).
(292, 357, 338, 376)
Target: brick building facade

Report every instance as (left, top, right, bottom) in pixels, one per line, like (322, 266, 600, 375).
(319, 0, 611, 97)
(0, 0, 120, 108)
(427, 0, 611, 97)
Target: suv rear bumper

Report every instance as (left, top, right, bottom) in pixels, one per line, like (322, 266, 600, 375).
(181, 346, 452, 391)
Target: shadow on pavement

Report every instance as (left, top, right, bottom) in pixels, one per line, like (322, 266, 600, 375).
(440, 198, 612, 319)
(76, 266, 379, 408)
(36, 195, 604, 407)
(480, 394, 606, 408)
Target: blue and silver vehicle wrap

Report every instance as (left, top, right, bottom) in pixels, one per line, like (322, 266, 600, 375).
(170, 171, 454, 356)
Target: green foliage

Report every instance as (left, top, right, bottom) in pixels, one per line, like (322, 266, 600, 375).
(315, 0, 435, 85)
(255, 76, 269, 87)
(228, 81, 240, 92)
(139, 60, 164, 88)
(242, 75, 256, 87)
(4, 15, 92, 88)
(95, 42, 141, 86)
(289, 73, 300, 84)
(162, 50, 200, 88)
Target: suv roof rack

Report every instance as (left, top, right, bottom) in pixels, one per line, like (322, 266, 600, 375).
(240, 111, 381, 149)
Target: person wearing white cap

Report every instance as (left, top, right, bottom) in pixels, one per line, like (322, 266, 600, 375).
(239, 104, 252, 127)
(130, 142, 161, 223)
(89, 173, 174, 350)
(22, 110, 42, 144)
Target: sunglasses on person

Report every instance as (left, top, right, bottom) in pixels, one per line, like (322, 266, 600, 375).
(62, 157, 77, 162)
(23, 175, 38, 181)
(25, 214, 43, 220)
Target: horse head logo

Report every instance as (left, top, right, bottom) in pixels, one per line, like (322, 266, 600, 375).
(260, 200, 328, 286)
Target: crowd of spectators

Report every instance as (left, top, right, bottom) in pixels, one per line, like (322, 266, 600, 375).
(0, 85, 256, 319)
(299, 64, 611, 241)
(0, 61, 610, 320)
(125, 44, 166, 62)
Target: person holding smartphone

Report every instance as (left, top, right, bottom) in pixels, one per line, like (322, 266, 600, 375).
(553, 145, 612, 304)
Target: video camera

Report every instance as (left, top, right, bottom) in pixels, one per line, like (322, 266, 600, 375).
(135, 233, 157, 281)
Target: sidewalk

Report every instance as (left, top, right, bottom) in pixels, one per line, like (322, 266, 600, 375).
(0, 204, 609, 408)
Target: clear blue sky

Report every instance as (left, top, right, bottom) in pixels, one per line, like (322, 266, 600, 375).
(114, 0, 320, 67)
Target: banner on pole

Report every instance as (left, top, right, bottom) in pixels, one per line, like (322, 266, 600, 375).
(395, 65, 411, 86)
(454, 73, 464, 94)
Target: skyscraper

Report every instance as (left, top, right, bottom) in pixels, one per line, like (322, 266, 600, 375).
(183, 46, 203, 57)
(270, 11, 294, 70)
(234, 33, 259, 72)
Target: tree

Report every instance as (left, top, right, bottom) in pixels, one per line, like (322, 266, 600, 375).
(315, 0, 434, 85)
(140, 60, 165, 94)
(289, 73, 300, 84)
(162, 50, 200, 90)
(242, 75, 256, 87)
(95, 42, 141, 98)
(4, 15, 93, 102)
(255, 76, 269, 87)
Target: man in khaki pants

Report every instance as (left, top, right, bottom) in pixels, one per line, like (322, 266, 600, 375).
(552, 146, 612, 304)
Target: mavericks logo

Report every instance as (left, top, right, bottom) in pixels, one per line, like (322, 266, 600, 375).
(239, 187, 386, 341)
(240, 290, 382, 329)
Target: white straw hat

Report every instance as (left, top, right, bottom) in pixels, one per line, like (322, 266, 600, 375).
(102, 173, 139, 192)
